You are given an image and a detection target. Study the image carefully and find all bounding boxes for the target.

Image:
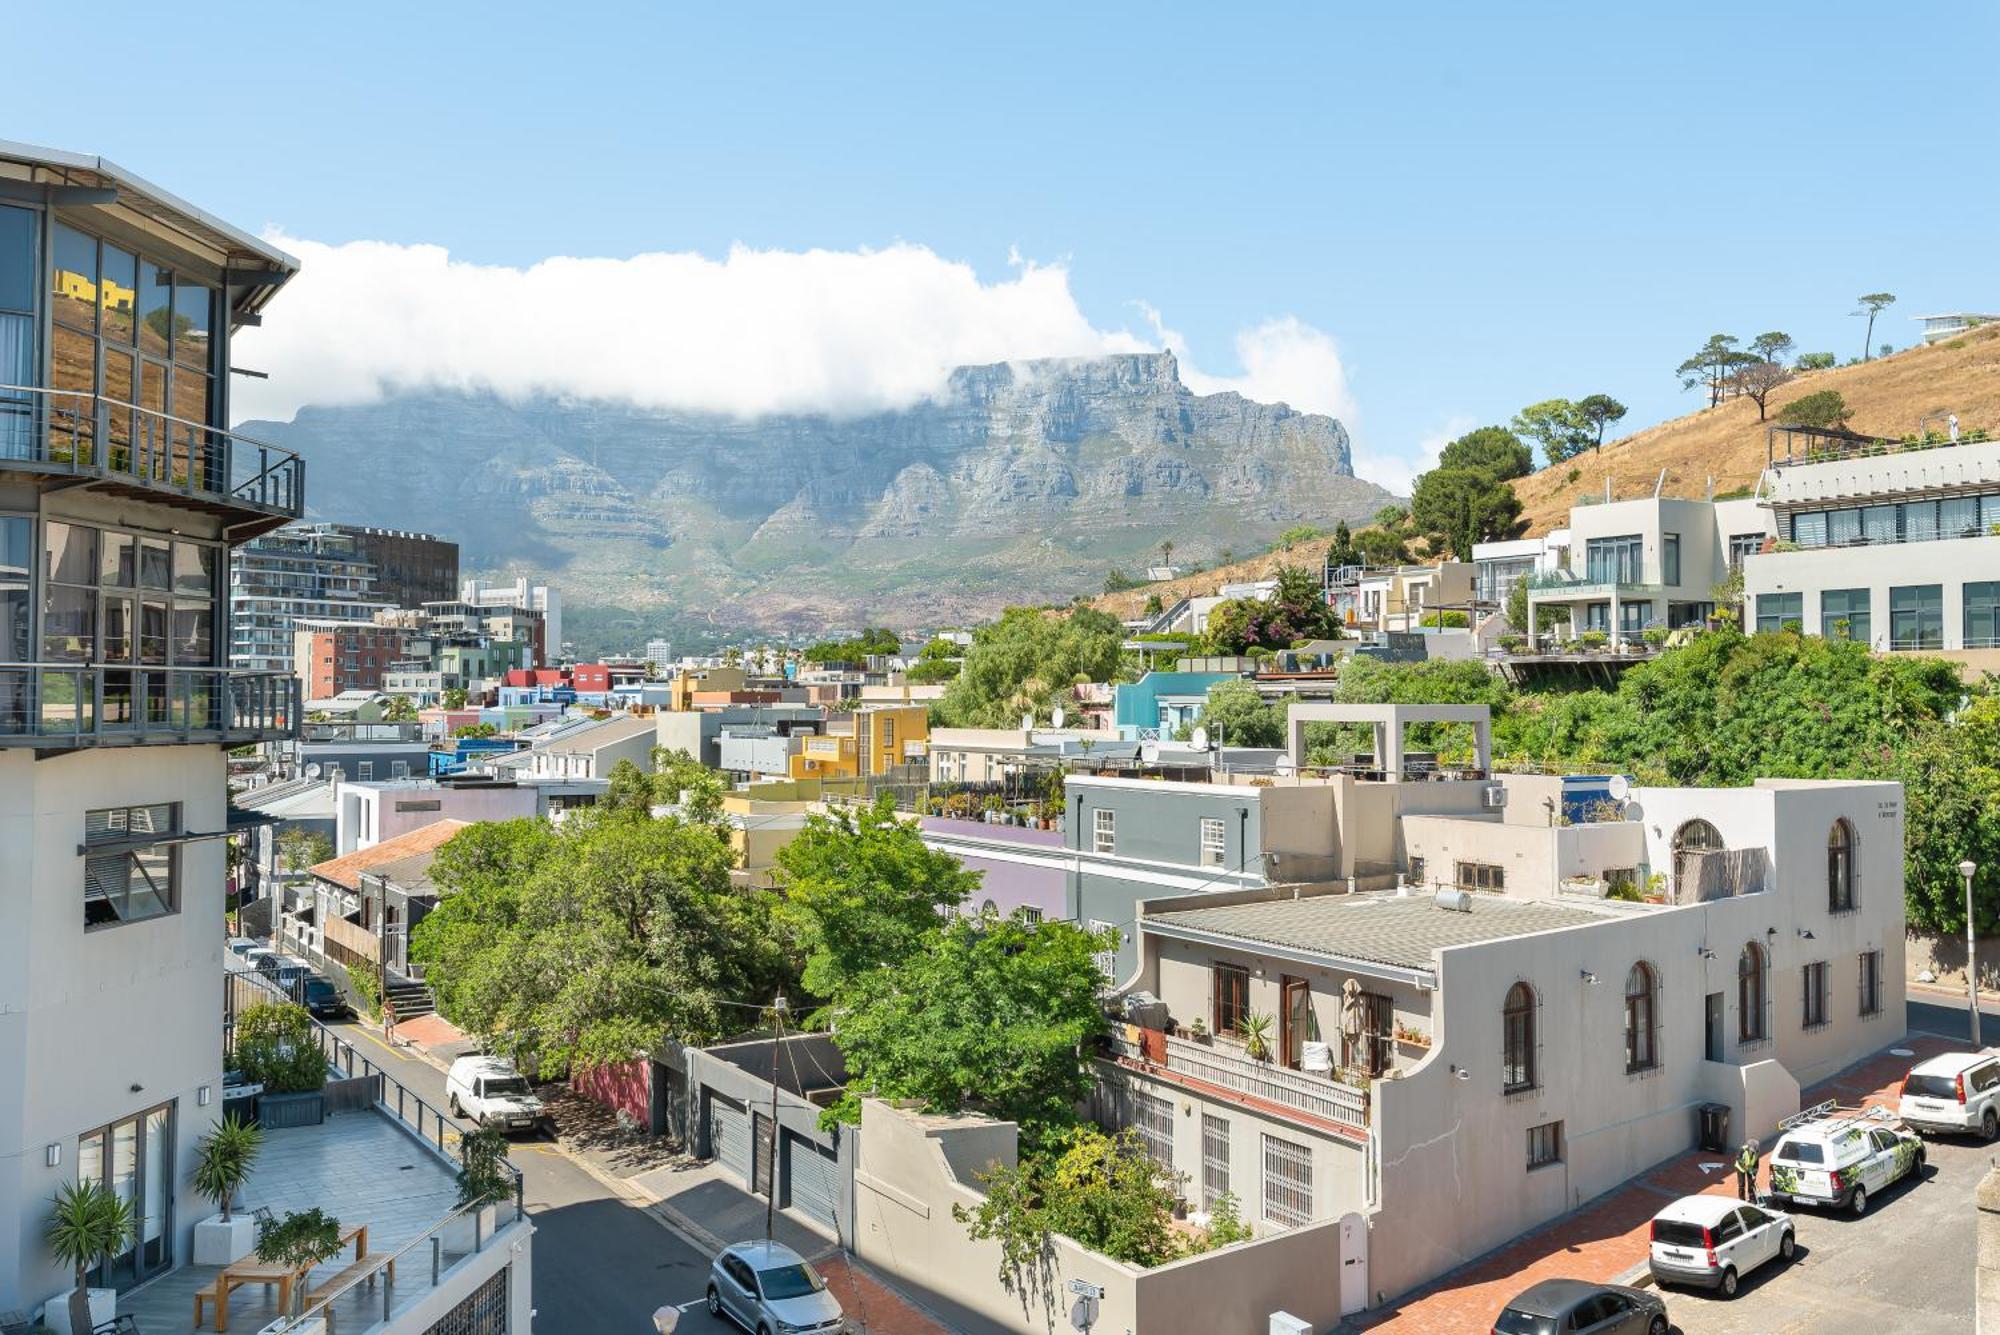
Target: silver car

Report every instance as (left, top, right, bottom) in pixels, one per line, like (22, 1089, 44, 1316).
(705, 1240, 846, 1334)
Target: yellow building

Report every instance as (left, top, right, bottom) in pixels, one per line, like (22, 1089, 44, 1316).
(723, 780, 822, 889)
(786, 704, 928, 781)
(667, 665, 748, 711)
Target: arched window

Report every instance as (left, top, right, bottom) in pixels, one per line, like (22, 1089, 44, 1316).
(979, 899, 999, 920)
(1502, 982, 1537, 1092)
(1624, 962, 1658, 1073)
(1672, 819, 1725, 901)
(1828, 820, 1856, 912)
(1737, 943, 1766, 1043)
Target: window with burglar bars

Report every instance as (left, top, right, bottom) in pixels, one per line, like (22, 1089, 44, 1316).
(1131, 1090, 1174, 1167)
(1456, 860, 1505, 892)
(84, 803, 180, 929)
(1261, 1134, 1312, 1228)
(1858, 950, 1882, 1017)
(1201, 1114, 1231, 1210)
(1526, 1120, 1564, 1170)
(1802, 960, 1829, 1029)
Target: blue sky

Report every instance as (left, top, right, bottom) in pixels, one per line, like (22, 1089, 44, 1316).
(10, 2, 1995, 490)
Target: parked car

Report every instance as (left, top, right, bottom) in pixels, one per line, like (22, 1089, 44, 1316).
(227, 936, 261, 958)
(1493, 1278, 1666, 1335)
(706, 1240, 847, 1334)
(263, 957, 314, 1000)
(1648, 1194, 1795, 1296)
(1899, 1051, 2000, 1139)
(444, 1055, 547, 1133)
(241, 946, 278, 975)
(1765, 1101, 1923, 1215)
(300, 975, 350, 1020)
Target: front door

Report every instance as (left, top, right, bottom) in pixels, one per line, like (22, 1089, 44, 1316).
(1280, 976, 1315, 1069)
(1705, 992, 1724, 1063)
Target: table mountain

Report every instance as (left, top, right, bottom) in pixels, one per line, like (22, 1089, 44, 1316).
(243, 351, 1393, 632)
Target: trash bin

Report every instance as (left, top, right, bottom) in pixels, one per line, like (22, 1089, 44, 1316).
(1698, 1102, 1730, 1153)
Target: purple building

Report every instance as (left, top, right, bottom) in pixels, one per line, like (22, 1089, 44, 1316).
(919, 817, 1068, 924)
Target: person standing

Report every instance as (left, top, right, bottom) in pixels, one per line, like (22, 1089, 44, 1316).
(1736, 1138, 1760, 1201)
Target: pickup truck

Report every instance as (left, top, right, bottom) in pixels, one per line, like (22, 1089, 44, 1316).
(445, 1055, 547, 1134)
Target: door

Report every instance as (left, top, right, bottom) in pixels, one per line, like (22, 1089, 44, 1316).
(1737, 1205, 1779, 1269)
(1712, 1208, 1746, 1274)
(1704, 992, 1724, 1063)
(708, 1096, 751, 1184)
(79, 1102, 175, 1290)
(1280, 976, 1315, 1069)
(784, 1131, 840, 1229)
(722, 1254, 758, 1323)
(752, 1112, 774, 1197)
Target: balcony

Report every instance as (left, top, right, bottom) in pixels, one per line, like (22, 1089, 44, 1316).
(0, 664, 296, 749)
(0, 385, 304, 535)
(1523, 569, 1665, 599)
(1105, 1028, 1370, 1138)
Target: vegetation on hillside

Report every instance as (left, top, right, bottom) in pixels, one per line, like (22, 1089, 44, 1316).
(934, 606, 1125, 727)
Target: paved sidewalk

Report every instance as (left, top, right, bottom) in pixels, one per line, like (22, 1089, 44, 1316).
(1353, 1034, 1957, 1334)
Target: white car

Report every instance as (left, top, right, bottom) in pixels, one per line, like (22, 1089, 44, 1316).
(1648, 1194, 1795, 1297)
(1899, 1051, 2000, 1139)
(1765, 1101, 1923, 1215)
(445, 1056, 547, 1133)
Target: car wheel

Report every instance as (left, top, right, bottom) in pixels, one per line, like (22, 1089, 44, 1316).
(706, 1286, 721, 1316)
(1850, 1184, 1868, 1216)
(1983, 1107, 1997, 1142)
(1648, 1316, 1668, 1335)
(449, 1094, 462, 1117)
(1780, 1229, 1797, 1261)
(1719, 1266, 1738, 1298)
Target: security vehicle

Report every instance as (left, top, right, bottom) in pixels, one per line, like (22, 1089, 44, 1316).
(1765, 1100, 1923, 1215)
(445, 1055, 547, 1133)
(1647, 1194, 1795, 1297)
(1899, 1051, 2000, 1139)
(706, 1240, 848, 1334)
(1492, 1278, 1668, 1335)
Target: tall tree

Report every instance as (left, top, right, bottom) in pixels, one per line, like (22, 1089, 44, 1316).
(1327, 520, 1358, 569)
(1727, 359, 1795, 421)
(1572, 396, 1628, 454)
(1435, 425, 1534, 480)
(1510, 399, 1593, 465)
(1408, 467, 1524, 559)
(1676, 335, 1756, 408)
(1855, 292, 1896, 360)
(1748, 331, 1795, 365)
(935, 606, 1125, 728)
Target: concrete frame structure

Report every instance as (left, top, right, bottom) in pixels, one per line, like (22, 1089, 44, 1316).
(1285, 701, 1493, 776)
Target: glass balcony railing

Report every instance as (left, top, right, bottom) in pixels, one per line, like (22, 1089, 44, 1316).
(0, 384, 303, 522)
(0, 663, 297, 747)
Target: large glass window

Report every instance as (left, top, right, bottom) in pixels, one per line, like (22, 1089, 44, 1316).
(1728, 532, 1766, 566)
(1755, 592, 1803, 634)
(83, 803, 181, 928)
(1791, 511, 1828, 546)
(1862, 505, 1898, 544)
(0, 205, 35, 461)
(77, 1101, 176, 1291)
(1821, 588, 1871, 643)
(1967, 583, 2000, 649)
(1586, 535, 1644, 584)
(1942, 496, 1982, 539)
(1662, 534, 1680, 586)
(39, 521, 220, 667)
(1890, 584, 1944, 649)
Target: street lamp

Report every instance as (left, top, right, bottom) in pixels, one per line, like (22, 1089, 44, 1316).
(1961, 859, 1980, 1047)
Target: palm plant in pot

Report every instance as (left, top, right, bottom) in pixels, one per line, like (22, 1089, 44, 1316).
(442, 1128, 515, 1254)
(44, 1180, 133, 1335)
(192, 1114, 265, 1263)
(1237, 1011, 1275, 1062)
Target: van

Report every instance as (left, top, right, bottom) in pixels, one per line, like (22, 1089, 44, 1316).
(1899, 1051, 2000, 1139)
(445, 1056, 547, 1133)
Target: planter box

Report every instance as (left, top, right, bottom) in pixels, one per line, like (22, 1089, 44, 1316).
(40, 1288, 114, 1335)
(259, 1090, 326, 1128)
(194, 1212, 260, 1265)
(439, 1202, 498, 1256)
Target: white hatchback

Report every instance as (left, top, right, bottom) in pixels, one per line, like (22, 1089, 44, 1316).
(1899, 1051, 2000, 1139)
(1648, 1194, 1796, 1297)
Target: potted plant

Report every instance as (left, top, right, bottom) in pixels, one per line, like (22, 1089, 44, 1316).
(1237, 1012, 1274, 1062)
(255, 1208, 345, 1317)
(43, 1181, 131, 1335)
(231, 1002, 328, 1126)
(441, 1128, 514, 1254)
(192, 1114, 265, 1264)
(1187, 1016, 1211, 1045)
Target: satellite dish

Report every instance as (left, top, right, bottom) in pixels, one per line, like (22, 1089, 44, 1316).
(305, 763, 322, 779)
(1275, 755, 1296, 777)
(1020, 712, 1035, 732)
(1051, 705, 1066, 729)
(1190, 726, 1210, 751)
(1608, 775, 1631, 801)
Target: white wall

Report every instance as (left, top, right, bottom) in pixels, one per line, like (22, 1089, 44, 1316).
(1747, 534, 2000, 649)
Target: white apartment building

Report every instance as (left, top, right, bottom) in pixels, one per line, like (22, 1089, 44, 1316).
(1524, 496, 1773, 644)
(458, 575, 561, 664)
(1471, 530, 1569, 607)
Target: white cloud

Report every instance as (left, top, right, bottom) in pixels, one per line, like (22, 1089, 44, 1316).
(1353, 413, 1474, 496)
(1138, 306, 1357, 423)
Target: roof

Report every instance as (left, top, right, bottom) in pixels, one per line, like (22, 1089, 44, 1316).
(358, 847, 445, 896)
(1144, 893, 1609, 974)
(540, 713, 655, 754)
(723, 1240, 810, 1268)
(309, 820, 470, 893)
(1908, 1051, 1991, 1076)
(1502, 1278, 1611, 1316)
(1654, 1194, 1756, 1227)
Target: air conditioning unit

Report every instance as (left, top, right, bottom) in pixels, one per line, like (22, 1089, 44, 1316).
(1481, 784, 1508, 810)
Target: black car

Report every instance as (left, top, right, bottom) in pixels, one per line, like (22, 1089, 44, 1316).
(300, 976, 350, 1019)
(1494, 1279, 1667, 1335)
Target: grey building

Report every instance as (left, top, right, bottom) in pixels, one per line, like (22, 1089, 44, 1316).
(328, 524, 457, 611)
(229, 522, 393, 673)
(655, 704, 824, 770)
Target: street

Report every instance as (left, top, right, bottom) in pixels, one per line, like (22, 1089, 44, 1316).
(327, 1020, 741, 1335)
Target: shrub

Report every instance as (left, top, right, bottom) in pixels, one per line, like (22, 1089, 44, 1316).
(344, 964, 381, 1019)
(1420, 611, 1470, 628)
(1578, 630, 1610, 649)
(1642, 627, 1670, 648)
(231, 1002, 327, 1094)
(256, 1208, 344, 1274)
(455, 1128, 516, 1209)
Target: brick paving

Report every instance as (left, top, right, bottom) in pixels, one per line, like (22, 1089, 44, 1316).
(1354, 1034, 1959, 1334)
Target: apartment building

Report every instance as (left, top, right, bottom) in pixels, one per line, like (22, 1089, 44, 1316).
(0, 142, 302, 1312)
(1746, 424, 2000, 662)
(327, 525, 456, 610)
(290, 617, 413, 700)
(458, 574, 560, 662)
(228, 522, 394, 674)
(786, 704, 928, 781)
(1471, 530, 1570, 607)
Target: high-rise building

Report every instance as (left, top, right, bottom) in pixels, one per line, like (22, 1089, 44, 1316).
(326, 524, 457, 610)
(228, 523, 393, 673)
(0, 142, 303, 1307)
(645, 637, 674, 674)
(291, 618, 415, 702)
(459, 575, 561, 663)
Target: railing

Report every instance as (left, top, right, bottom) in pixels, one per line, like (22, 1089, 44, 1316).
(0, 663, 296, 746)
(1106, 1029, 1370, 1132)
(0, 384, 304, 518)
(1523, 570, 1665, 595)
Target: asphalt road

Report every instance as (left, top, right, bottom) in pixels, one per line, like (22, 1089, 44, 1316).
(328, 1019, 741, 1335)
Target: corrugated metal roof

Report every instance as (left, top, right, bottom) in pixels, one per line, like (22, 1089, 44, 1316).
(1145, 893, 1609, 971)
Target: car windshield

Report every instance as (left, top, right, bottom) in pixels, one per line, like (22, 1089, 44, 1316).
(1492, 1309, 1557, 1335)
(484, 1077, 531, 1097)
(1905, 1073, 1959, 1099)
(1651, 1219, 1707, 1247)
(304, 981, 335, 997)
(1773, 1138, 1821, 1165)
(757, 1262, 826, 1300)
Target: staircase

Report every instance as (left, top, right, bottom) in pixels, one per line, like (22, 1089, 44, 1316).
(383, 976, 436, 1021)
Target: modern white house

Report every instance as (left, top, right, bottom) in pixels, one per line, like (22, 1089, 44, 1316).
(1912, 312, 1998, 344)
(1471, 530, 1570, 608)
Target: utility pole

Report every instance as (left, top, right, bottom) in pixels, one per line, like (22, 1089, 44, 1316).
(1962, 862, 1981, 1047)
(765, 994, 787, 1241)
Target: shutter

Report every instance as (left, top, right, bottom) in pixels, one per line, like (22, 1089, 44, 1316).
(784, 1131, 840, 1229)
(708, 1096, 750, 1183)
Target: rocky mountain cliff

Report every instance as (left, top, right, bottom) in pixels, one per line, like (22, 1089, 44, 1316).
(245, 352, 1393, 632)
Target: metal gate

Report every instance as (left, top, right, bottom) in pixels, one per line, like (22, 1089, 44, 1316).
(784, 1132, 840, 1229)
(708, 1095, 751, 1184)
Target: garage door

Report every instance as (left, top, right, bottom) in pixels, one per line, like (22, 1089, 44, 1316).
(784, 1132, 840, 1230)
(708, 1095, 750, 1184)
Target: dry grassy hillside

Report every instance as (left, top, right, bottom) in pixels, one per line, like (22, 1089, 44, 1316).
(1513, 324, 2000, 534)
(1094, 532, 1356, 620)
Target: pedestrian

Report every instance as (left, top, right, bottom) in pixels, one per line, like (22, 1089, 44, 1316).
(1736, 1138, 1760, 1202)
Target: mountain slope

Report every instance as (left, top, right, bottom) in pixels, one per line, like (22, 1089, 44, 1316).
(245, 352, 1392, 632)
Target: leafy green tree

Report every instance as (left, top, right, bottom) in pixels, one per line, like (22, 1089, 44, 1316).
(803, 628, 903, 664)
(1676, 335, 1756, 408)
(1409, 467, 1524, 559)
(1327, 520, 1358, 569)
(1573, 395, 1629, 453)
(1189, 679, 1287, 748)
(1893, 723, 2000, 934)
(1353, 525, 1411, 567)
(1796, 352, 1836, 371)
(774, 793, 979, 1005)
(382, 695, 419, 722)
(1511, 398, 1594, 465)
(1203, 564, 1337, 652)
(277, 827, 333, 873)
(1142, 593, 1164, 617)
(1855, 292, 1895, 359)
(1103, 568, 1141, 594)
(833, 916, 1110, 1132)
(647, 746, 727, 826)
(1436, 425, 1534, 480)
(1775, 389, 1854, 430)
(1749, 331, 1795, 364)
(1277, 524, 1324, 547)
(1372, 504, 1410, 529)
(442, 687, 469, 709)
(936, 607, 1125, 727)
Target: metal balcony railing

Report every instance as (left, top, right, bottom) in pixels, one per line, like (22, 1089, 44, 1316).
(1106, 1028, 1370, 1132)
(0, 663, 296, 746)
(0, 384, 304, 520)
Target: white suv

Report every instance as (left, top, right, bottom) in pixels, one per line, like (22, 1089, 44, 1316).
(1899, 1051, 2000, 1139)
(1765, 1102, 1924, 1215)
(1648, 1194, 1796, 1297)
(445, 1056, 547, 1134)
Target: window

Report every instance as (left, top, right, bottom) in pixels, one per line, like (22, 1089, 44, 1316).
(1456, 861, 1505, 892)
(1822, 588, 1872, 644)
(357, 761, 375, 780)
(1526, 1120, 1564, 1170)
(1968, 583, 2000, 649)
(391, 761, 410, 779)
(1261, 1135, 1312, 1228)
(1502, 982, 1536, 1092)
(1131, 1090, 1174, 1166)
(1200, 1114, 1231, 1209)
(1214, 962, 1250, 1036)
(83, 803, 181, 928)
(1012, 906, 1044, 926)
(1199, 816, 1226, 868)
(1585, 535, 1643, 584)
(1889, 584, 1944, 649)
(1802, 961, 1829, 1029)
(1092, 807, 1116, 855)
(1858, 950, 1882, 1017)
(1624, 962, 1658, 1073)
(1088, 920, 1118, 982)
(1728, 532, 1766, 567)
(1672, 818, 1724, 901)
(1662, 534, 1681, 586)
(1755, 592, 1803, 634)
(1618, 601, 1652, 635)
(1738, 943, 1767, 1042)
(1407, 855, 1427, 886)
(1828, 819, 1856, 912)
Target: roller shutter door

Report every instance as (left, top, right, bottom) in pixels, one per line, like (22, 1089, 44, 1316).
(784, 1132, 840, 1229)
(708, 1095, 750, 1184)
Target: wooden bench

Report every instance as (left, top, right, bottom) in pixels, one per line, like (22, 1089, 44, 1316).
(193, 1260, 300, 1332)
(307, 1250, 397, 1302)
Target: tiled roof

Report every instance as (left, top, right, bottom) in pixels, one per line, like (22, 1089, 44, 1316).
(1145, 893, 1609, 971)
(309, 820, 469, 892)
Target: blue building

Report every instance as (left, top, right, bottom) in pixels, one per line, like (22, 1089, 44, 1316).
(1112, 669, 1242, 739)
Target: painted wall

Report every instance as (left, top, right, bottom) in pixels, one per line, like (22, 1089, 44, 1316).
(1747, 534, 2000, 650)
